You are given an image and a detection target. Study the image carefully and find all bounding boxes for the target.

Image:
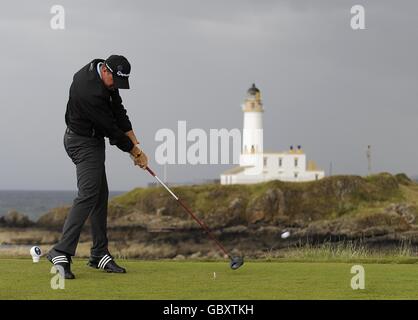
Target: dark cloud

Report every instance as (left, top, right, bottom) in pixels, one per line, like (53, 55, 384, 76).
(0, 0, 417, 190)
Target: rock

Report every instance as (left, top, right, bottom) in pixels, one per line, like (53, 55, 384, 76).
(271, 188, 285, 221)
(190, 251, 201, 259)
(205, 204, 244, 228)
(228, 197, 245, 216)
(246, 194, 266, 224)
(207, 251, 222, 259)
(6, 172, 413, 259)
(255, 226, 281, 235)
(223, 225, 248, 234)
(395, 173, 413, 185)
(305, 220, 333, 237)
(361, 226, 391, 237)
(0, 211, 34, 228)
(224, 197, 245, 225)
(384, 203, 416, 224)
(156, 207, 169, 216)
(245, 188, 284, 224)
(246, 209, 264, 224)
(36, 206, 70, 229)
(108, 203, 129, 218)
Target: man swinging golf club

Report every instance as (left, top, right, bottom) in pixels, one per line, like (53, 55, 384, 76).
(47, 55, 148, 279)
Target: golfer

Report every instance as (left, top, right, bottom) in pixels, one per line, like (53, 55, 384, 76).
(47, 55, 148, 279)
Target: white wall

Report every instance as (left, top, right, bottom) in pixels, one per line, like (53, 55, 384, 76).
(221, 152, 325, 184)
(242, 110, 263, 157)
(263, 153, 306, 176)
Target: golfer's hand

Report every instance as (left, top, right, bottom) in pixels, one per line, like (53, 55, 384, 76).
(130, 146, 148, 169)
(136, 151, 148, 169)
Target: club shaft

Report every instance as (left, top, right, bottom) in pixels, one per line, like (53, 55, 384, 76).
(177, 198, 230, 258)
(145, 166, 231, 258)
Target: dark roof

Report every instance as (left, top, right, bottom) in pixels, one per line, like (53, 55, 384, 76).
(247, 83, 260, 95)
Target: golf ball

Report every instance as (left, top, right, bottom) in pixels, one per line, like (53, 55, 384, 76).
(281, 231, 290, 239)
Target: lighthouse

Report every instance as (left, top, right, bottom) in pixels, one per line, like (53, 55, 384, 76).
(220, 83, 325, 185)
(240, 84, 264, 168)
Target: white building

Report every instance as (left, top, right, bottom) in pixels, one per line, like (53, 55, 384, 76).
(221, 84, 325, 185)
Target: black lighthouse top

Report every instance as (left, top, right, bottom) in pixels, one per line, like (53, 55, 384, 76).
(247, 83, 260, 96)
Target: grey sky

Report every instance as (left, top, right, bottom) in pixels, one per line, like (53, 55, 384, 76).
(0, 0, 417, 190)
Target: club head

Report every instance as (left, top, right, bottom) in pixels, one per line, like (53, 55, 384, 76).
(230, 256, 244, 270)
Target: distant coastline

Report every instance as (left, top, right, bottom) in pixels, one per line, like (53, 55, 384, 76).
(0, 190, 125, 221)
(1, 176, 417, 222)
(1, 173, 417, 259)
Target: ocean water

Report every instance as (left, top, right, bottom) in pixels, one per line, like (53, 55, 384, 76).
(0, 190, 125, 221)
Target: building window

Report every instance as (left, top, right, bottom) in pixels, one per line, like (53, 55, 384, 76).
(294, 172, 298, 178)
(278, 158, 282, 167)
(315, 174, 319, 180)
(294, 158, 298, 167)
(251, 145, 255, 154)
(263, 157, 267, 167)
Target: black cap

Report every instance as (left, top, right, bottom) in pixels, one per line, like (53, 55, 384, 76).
(105, 55, 131, 89)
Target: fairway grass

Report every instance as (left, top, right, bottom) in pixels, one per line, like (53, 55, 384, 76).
(0, 259, 417, 300)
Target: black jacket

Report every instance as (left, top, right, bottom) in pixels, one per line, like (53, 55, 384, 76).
(65, 59, 134, 152)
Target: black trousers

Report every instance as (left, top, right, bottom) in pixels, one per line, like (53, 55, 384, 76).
(53, 129, 109, 257)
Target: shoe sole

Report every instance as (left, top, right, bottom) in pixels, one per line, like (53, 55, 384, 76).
(87, 262, 126, 273)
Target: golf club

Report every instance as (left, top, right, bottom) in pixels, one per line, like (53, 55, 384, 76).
(144, 165, 244, 270)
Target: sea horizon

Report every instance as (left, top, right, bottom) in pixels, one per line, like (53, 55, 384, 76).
(0, 190, 127, 221)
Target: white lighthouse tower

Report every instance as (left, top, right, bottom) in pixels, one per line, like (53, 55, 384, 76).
(220, 83, 325, 185)
(240, 84, 264, 170)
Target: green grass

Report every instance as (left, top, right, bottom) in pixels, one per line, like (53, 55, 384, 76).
(1, 259, 417, 300)
(266, 241, 418, 264)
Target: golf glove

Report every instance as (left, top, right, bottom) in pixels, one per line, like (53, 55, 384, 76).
(130, 145, 148, 169)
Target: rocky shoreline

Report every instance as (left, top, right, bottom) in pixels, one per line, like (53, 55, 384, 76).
(1, 173, 418, 258)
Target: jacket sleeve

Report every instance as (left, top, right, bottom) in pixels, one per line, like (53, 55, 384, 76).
(110, 90, 133, 133)
(78, 94, 134, 152)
